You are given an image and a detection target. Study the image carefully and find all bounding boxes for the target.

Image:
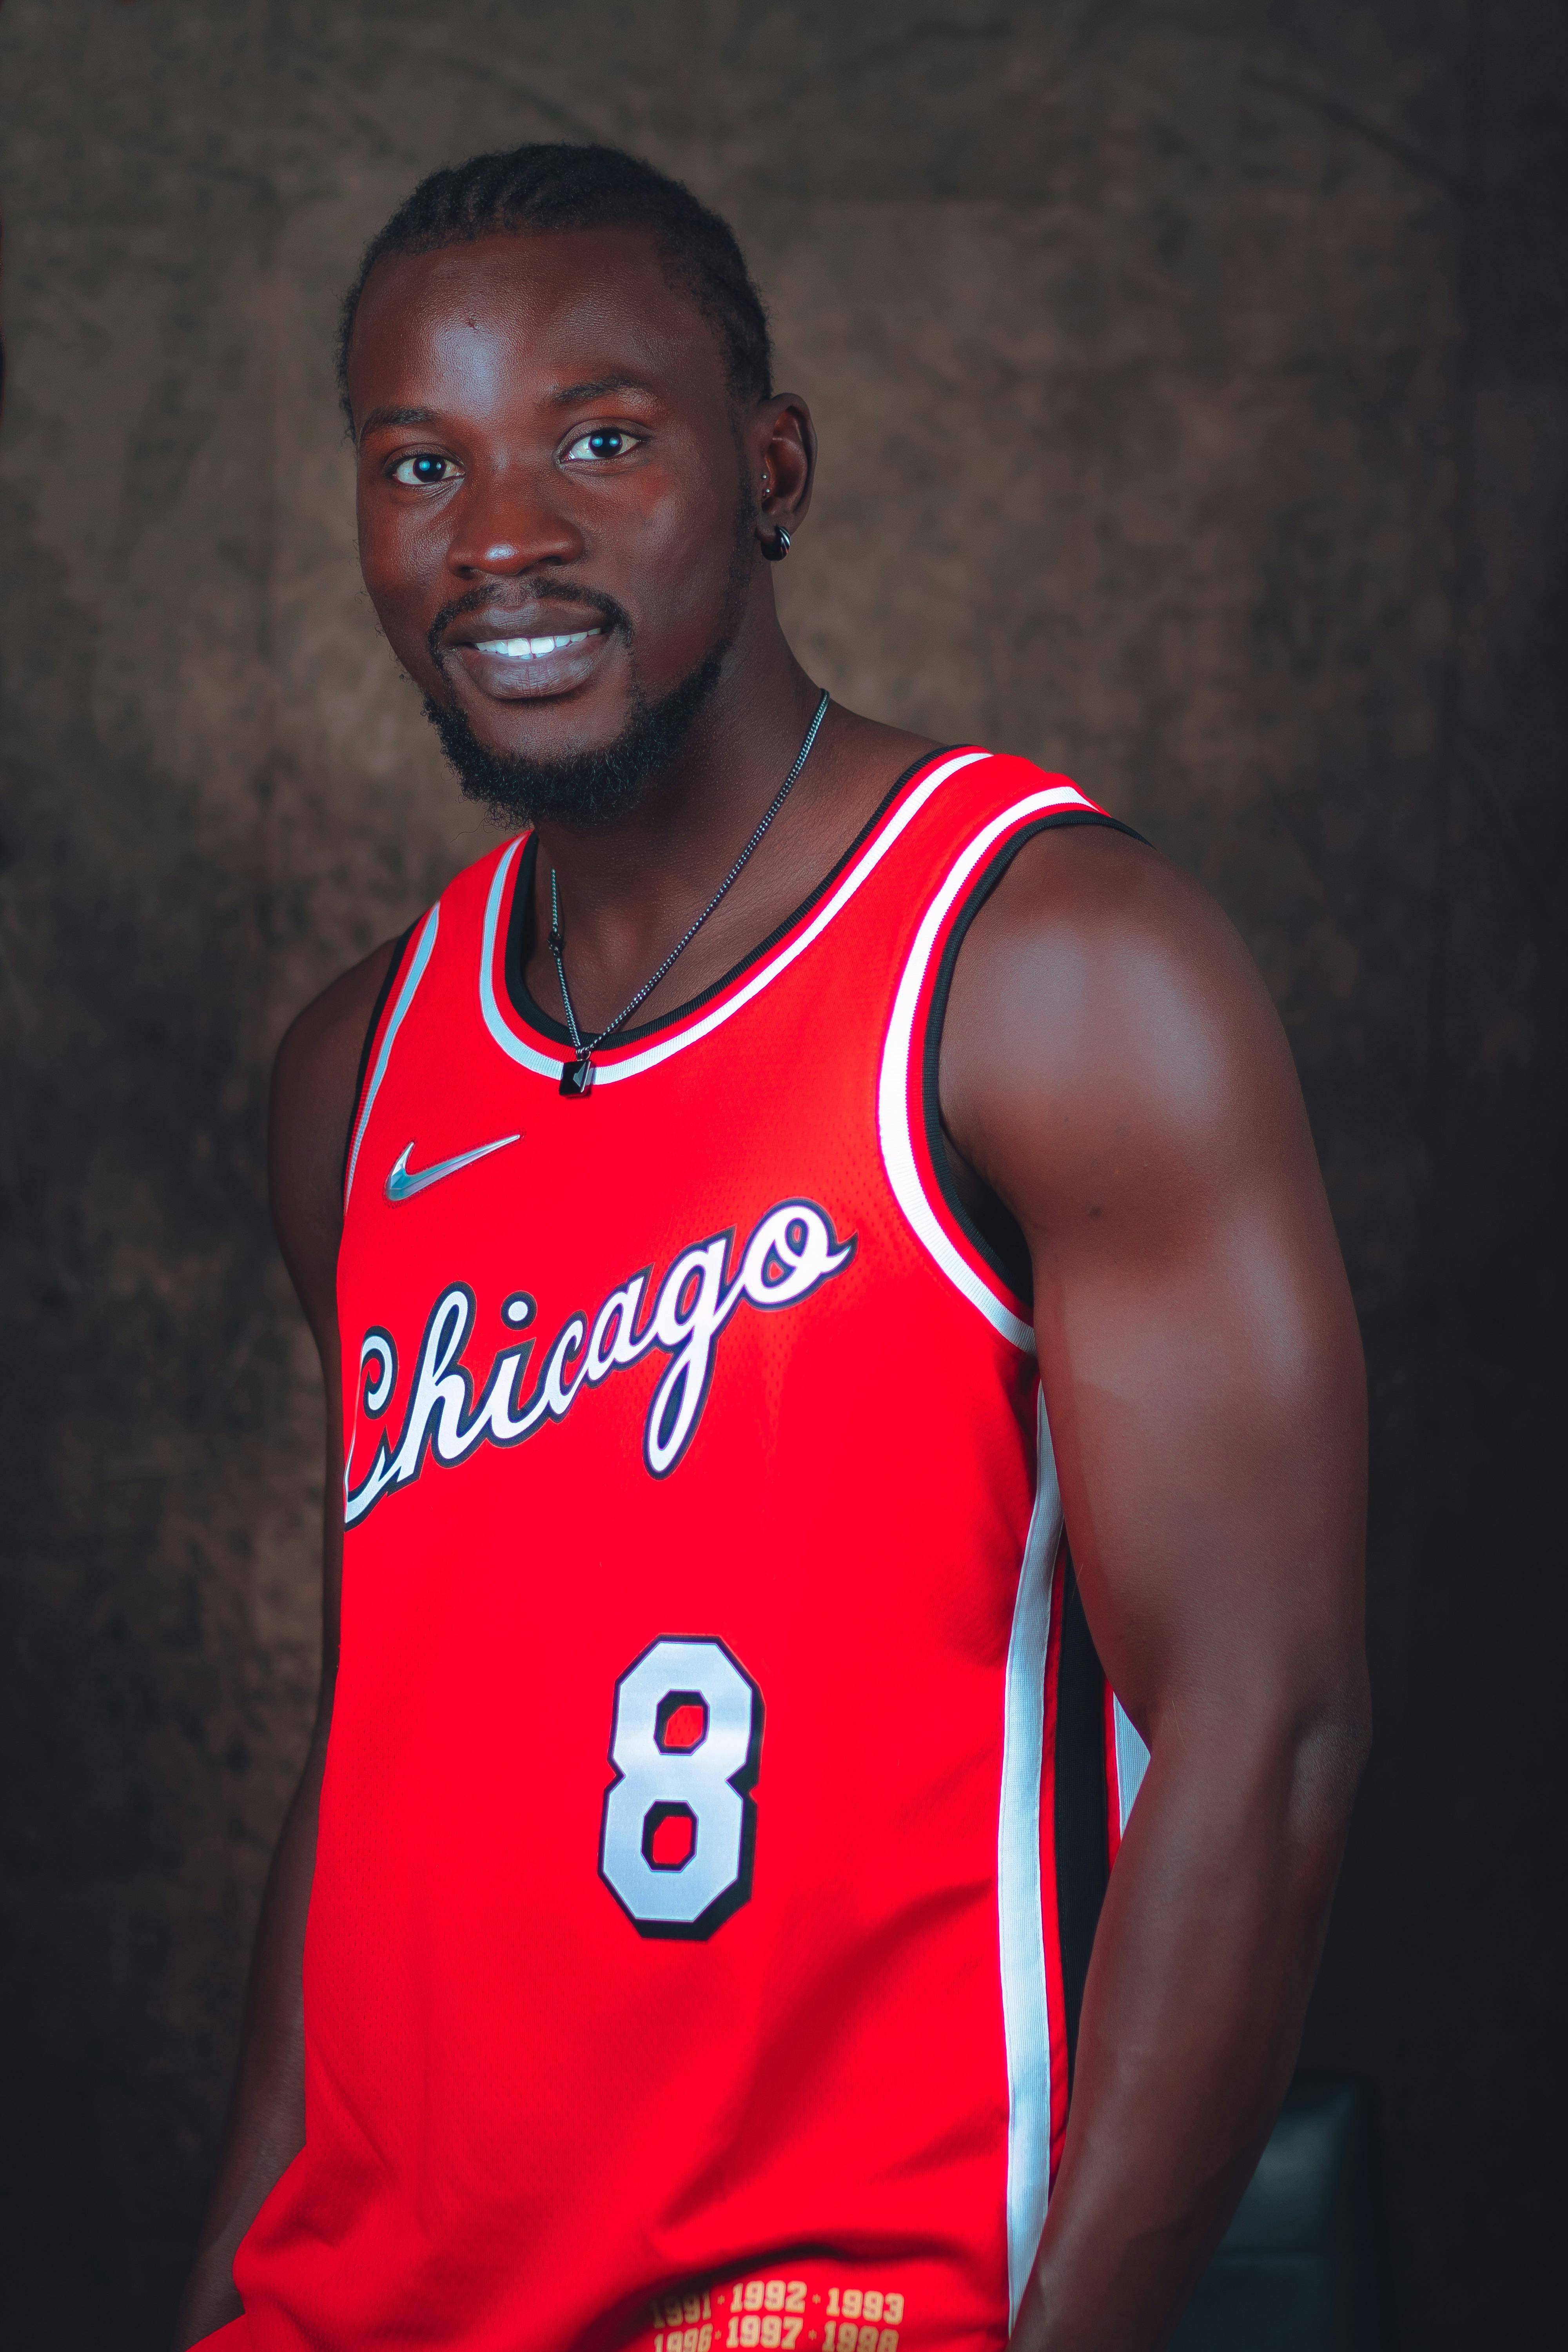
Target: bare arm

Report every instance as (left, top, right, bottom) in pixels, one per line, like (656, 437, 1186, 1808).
(174, 940, 397, 2348)
(940, 827, 1369, 2352)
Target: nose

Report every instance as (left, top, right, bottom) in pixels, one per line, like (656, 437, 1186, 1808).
(445, 459, 584, 578)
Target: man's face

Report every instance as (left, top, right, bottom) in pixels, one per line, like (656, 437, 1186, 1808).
(347, 227, 756, 817)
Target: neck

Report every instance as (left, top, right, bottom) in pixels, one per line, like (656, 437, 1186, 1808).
(542, 645, 819, 895)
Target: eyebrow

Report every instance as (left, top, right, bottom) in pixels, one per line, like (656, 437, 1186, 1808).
(356, 404, 437, 439)
(550, 374, 658, 405)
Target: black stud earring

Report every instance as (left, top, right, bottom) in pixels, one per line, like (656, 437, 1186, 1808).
(761, 525, 791, 563)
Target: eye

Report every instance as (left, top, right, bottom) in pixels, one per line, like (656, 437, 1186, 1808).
(562, 428, 641, 464)
(389, 452, 458, 487)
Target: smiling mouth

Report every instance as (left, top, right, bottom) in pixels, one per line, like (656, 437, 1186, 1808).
(469, 627, 606, 662)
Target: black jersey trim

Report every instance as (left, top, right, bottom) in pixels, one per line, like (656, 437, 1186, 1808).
(1054, 1548, 1112, 2091)
(339, 924, 416, 1198)
(920, 810, 1147, 1311)
(503, 748, 967, 1051)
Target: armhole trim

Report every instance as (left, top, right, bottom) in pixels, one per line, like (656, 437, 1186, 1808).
(922, 809, 1145, 1307)
(878, 789, 1142, 1350)
(339, 924, 414, 1198)
(342, 904, 440, 1210)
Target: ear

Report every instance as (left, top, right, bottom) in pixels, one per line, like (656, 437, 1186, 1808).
(750, 394, 816, 556)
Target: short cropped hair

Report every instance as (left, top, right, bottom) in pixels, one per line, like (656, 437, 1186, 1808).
(337, 142, 773, 425)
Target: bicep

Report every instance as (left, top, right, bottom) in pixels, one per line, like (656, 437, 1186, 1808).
(943, 835, 1366, 1741)
(1034, 1131, 1365, 1748)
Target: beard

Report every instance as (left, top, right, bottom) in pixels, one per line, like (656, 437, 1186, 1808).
(421, 637, 729, 831)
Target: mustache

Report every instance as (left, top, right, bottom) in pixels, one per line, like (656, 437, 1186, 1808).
(425, 581, 633, 674)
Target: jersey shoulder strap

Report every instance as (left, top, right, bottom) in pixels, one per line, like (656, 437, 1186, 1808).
(876, 751, 1142, 1352)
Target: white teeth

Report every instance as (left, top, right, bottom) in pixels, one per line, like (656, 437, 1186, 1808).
(472, 629, 599, 660)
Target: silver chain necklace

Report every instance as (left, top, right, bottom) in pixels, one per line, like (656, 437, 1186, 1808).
(546, 689, 830, 1096)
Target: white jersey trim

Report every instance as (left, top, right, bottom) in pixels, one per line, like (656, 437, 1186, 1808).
(477, 753, 993, 1083)
(877, 782, 1094, 1352)
(999, 1386, 1064, 2327)
(343, 903, 441, 1210)
(1112, 1699, 1150, 1834)
(479, 838, 566, 1080)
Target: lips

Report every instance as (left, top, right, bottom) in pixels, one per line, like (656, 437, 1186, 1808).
(443, 611, 615, 700)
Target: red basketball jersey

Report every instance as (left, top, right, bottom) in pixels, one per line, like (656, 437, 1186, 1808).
(228, 747, 1150, 2352)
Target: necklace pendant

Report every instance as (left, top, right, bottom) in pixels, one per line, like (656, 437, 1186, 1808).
(559, 1051, 595, 1098)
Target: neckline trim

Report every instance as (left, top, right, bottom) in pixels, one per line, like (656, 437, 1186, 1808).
(478, 745, 991, 1087)
(503, 746, 964, 1052)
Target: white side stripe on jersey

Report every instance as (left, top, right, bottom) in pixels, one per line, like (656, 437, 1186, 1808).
(1113, 1699, 1151, 1833)
(877, 784, 1094, 1353)
(476, 752, 993, 1083)
(998, 1386, 1065, 2327)
(343, 902, 441, 1209)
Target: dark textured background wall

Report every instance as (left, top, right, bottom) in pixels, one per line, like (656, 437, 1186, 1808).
(1, 5, 1563, 2346)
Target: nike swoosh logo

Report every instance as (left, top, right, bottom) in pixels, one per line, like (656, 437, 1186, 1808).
(384, 1133, 521, 1203)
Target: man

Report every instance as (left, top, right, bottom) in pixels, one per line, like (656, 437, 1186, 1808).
(177, 145, 1368, 2352)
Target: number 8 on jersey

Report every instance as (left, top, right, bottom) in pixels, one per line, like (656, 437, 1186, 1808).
(599, 1637, 765, 1939)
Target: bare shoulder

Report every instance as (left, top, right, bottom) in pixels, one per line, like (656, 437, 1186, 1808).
(953, 820, 1278, 1046)
(269, 938, 402, 1334)
(939, 821, 1319, 1249)
(826, 704, 945, 791)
